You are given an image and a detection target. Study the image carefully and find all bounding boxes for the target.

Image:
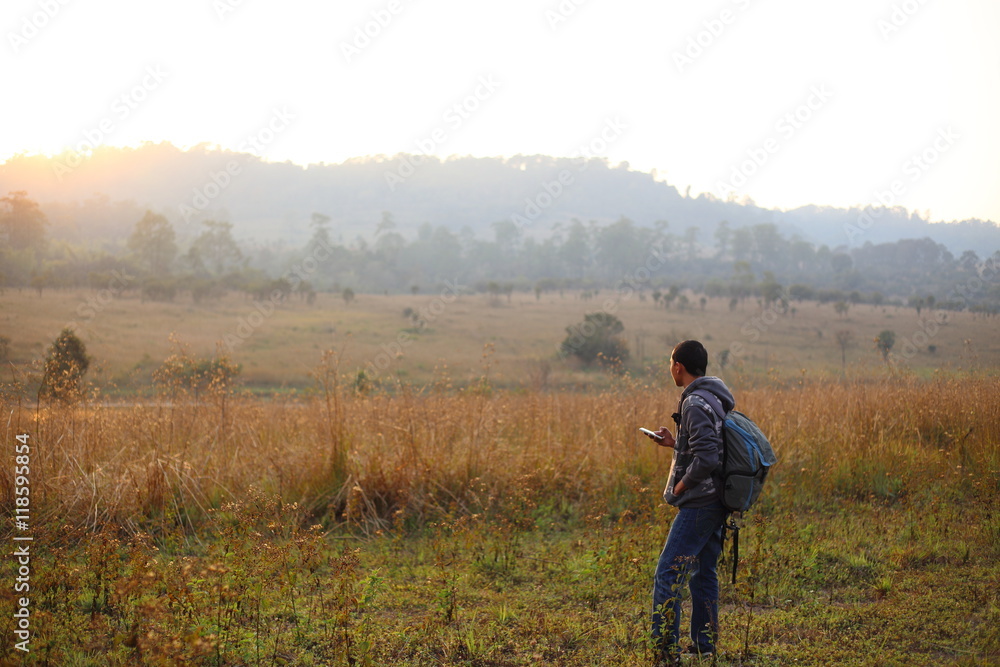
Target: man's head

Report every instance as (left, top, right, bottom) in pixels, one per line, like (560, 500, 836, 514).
(669, 340, 707, 387)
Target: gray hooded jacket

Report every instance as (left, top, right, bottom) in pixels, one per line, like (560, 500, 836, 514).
(663, 376, 736, 508)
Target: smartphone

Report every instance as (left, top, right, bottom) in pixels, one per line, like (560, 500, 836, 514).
(639, 427, 663, 441)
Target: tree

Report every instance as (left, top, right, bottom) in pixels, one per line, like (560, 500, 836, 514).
(731, 261, 755, 304)
(682, 225, 700, 261)
(730, 227, 753, 262)
(831, 253, 853, 274)
(560, 219, 592, 278)
(309, 212, 333, 250)
(492, 219, 522, 258)
(788, 284, 814, 302)
(593, 217, 646, 280)
(39, 328, 90, 401)
(714, 220, 731, 259)
(186, 220, 243, 276)
(30, 271, 52, 298)
(750, 223, 784, 265)
(560, 312, 630, 367)
(375, 211, 395, 237)
(342, 287, 355, 305)
(663, 285, 680, 309)
(874, 330, 896, 364)
(128, 210, 177, 275)
(959, 250, 979, 272)
(760, 272, 783, 308)
(486, 281, 502, 306)
(835, 330, 854, 372)
(0, 191, 47, 250)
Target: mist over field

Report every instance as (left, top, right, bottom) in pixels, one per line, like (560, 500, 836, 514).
(1, 144, 999, 395)
(2, 144, 999, 256)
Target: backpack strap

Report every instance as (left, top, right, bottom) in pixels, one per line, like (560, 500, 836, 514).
(721, 514, 740, 585)
(688, 388, 726, 421)
(687, 389, 727, 469)
(690, 388, 741, 584)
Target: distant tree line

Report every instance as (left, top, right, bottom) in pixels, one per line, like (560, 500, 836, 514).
(2, 192, 999, 315)
(6, 145, 999, 255)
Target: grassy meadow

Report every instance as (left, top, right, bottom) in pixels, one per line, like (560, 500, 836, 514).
(1, 286, 998, 392)
(0, 287, 999, 665)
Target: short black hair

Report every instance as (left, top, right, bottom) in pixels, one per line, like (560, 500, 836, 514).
(672, 340, 707, 377)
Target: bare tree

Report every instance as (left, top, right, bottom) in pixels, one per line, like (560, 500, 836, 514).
(835, 330, 854, 372)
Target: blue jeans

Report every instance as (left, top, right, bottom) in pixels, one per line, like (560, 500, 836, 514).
(651, 504, 728, 656)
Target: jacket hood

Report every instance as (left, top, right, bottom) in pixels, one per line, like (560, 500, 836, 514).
(682, 376, 735, 414)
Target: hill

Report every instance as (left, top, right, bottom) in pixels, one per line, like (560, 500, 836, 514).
(1, 143, 997, 255)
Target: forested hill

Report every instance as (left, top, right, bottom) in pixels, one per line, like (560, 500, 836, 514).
(1, 143, 997, 255)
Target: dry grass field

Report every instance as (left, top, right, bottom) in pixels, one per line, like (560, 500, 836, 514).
(0, 288, 998, 665)
(1, 286, 997, 392)
(0, 372, 998, 665)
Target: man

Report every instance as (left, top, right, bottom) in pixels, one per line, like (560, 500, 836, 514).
(643, 340, 734, 665)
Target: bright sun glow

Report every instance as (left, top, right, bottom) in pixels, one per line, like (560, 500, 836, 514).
(3, 0, 999, 222)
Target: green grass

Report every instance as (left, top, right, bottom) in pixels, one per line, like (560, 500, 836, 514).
(3, 481, 996, 666)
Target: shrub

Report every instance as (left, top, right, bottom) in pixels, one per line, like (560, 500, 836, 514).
(39, 328, 90, 402)
(560, 312, 630, 367)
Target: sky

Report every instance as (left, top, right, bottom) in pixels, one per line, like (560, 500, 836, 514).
(3, 0, 999, 224)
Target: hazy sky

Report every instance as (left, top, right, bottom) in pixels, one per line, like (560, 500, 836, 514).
(4, 0, 999, 223)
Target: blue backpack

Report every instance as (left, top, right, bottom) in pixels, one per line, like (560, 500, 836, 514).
(691, 389, 777, 584)
(690, 389, 776, 513)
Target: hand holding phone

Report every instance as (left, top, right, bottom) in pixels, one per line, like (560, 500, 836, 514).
(639, 427, 663, 441)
